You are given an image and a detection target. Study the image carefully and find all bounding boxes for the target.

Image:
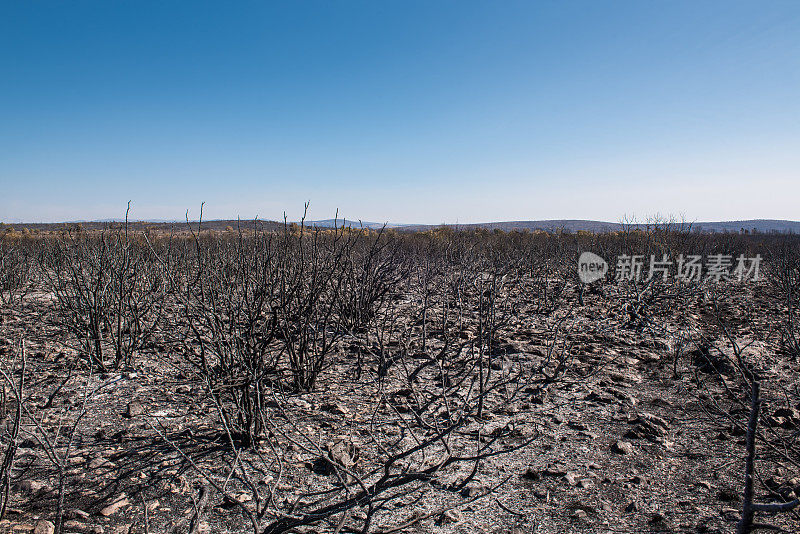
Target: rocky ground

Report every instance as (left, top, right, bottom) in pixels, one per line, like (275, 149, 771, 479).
(0, 280, 798, 534)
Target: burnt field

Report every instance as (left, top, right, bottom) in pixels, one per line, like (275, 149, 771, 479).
(0, 223, 798, 534)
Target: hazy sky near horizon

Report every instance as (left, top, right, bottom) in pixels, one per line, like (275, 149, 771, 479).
(2, 1, 799, 224)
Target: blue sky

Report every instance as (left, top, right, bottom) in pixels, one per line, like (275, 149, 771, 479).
(1, 1, 799, 223)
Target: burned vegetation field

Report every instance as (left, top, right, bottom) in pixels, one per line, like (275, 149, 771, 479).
(0, 223, 798, 534)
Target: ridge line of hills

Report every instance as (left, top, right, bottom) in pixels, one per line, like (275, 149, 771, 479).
(4, 219, 800, 234)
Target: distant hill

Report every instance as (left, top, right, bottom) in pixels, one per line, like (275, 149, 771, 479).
(401, 219, 800, 234)
(5, 218, 799, 234)
(306, 219, 405, 229)
(400, 220, 624, 233)
(687, 220, 800, 234)
(5, 219, 284, 233)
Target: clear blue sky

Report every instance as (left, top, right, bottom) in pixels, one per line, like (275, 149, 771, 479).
(2, 1, 799, 223)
